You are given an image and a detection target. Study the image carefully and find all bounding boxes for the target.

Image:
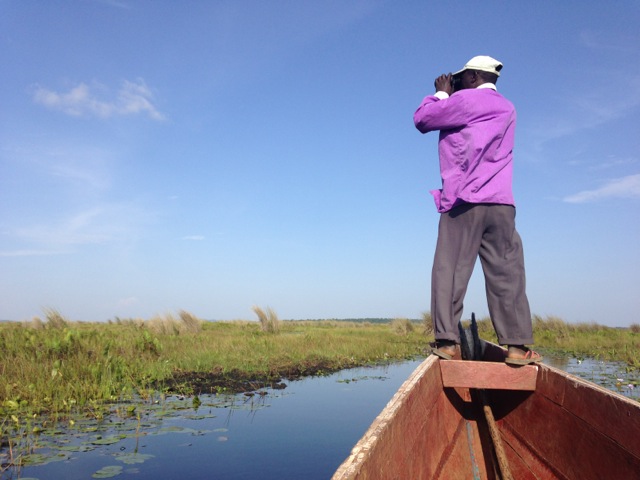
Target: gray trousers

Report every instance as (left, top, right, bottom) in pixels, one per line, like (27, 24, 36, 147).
(431, 203, 533, 345)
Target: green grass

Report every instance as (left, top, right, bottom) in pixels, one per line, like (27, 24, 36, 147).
(531, 315, 640, 367)
(2, 310, 639, 423)
(466, 314, 640, 368)
(0, 312, 427, 421)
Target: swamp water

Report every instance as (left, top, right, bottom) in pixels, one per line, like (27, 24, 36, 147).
(2, 356, 638, 480)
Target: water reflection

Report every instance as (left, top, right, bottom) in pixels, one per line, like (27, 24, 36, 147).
(1, 356, 638, 479)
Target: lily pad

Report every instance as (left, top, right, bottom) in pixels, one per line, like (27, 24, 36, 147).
(114, 452, 155, 465)
(158, 425, 185, 433)
(184, 414, 215, 420)
(56, 444, 98, 452)
(20, 452, 68, 466)
(92, 465, 123, 478)
(91, 435, 125, 445)
(157, 426, 210, 436)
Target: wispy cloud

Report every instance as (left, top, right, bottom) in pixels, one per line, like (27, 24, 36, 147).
(92, 0, 131, 9)
(539, 90, 638, 143)
(116, 296, 140, 309)
(1, 202, 153, 257)
(524, 74, 640, 154)
(589, 157, 639, 172)
(12, 209, 112, 246)
(563, 173, 640, 203)
(46, 145, 114, 192)
(0, 249, 69, 257)
(579, 30, 638, 54)
(32, 79, 165, 120)
(182, 235, 205, 241)
(0, 204, 153, 257)
(81, 0, 131, 8)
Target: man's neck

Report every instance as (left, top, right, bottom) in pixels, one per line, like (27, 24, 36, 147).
(477, 83, 497, 91)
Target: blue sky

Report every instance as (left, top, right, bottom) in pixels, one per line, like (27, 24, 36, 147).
(1, 1, 639, 326)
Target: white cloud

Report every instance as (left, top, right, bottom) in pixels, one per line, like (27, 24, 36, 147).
(0, 198, 158, 258)
(0, 249, 69, 257)
(182, 235, 205, 241)
(116, 297, 140, 309)
(579, 30, 638, 53)
(587, 156, 639, 172)
(525, 75, 640, 152)
(92, 0, 132, 9)
(563, 173, 640, 203)
(7, 202, 153, 250)
(15, 207, 112, 245)
(32, 79, 165, 120)
(40, 144, 114, 192)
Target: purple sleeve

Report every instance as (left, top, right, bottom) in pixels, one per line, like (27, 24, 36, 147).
(413, 94, 468, 133)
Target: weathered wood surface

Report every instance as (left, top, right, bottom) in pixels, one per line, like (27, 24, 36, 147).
(492, 367, 640, 479)
(332, 356, 487, 479)
(332, 346, 640, 480)
(440, 360, 538, 391)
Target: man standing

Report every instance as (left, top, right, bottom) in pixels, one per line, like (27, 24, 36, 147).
(414, 55, 541, 365)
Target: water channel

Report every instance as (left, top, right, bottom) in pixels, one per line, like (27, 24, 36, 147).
(1, 355, 638, 480)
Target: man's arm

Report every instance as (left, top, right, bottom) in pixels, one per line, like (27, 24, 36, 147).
(413, 73, 465, 133)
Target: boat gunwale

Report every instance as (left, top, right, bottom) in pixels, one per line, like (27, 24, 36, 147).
(332, 348, 640, 479)
(331, 355, 440, 479)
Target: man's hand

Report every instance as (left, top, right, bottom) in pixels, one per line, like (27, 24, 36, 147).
(434, 73, 453, 95)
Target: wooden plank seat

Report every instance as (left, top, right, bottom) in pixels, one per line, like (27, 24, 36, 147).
(440, 360, 538, 391)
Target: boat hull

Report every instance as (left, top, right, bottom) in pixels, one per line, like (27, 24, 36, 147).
(332, 346, 640, 479)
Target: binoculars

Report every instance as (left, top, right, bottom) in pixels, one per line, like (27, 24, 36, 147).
(451, 75, 462, 91)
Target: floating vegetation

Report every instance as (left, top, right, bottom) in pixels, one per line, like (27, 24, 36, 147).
(157, 425, 185, 433)
(114, 452, 155, 465)
(0, 384, 289, 477)
(544, 354, 640, 400)
(55, 444, 97, 453)
(92, 465, 123, 479)
(90, 435, 127, 445)
(337, 375, 389, 384)
(157, 426, 209, 436)
(19, 452, 68, 466)
(184, 414, 216, 420)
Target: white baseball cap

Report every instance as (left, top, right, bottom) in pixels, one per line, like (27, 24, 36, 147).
(453, 55, 503, 77)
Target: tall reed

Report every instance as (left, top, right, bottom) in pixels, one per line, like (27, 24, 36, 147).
(421, 311, 433, 336)
(391, 318, 415, 336)
(252, 306, 280, 333)
(145, 310, 203, 335)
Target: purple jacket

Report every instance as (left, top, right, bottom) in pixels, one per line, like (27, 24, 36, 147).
(414, 87, 516, 213)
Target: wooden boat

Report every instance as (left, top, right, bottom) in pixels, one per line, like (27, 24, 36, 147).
(332, 341, 640, 479)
